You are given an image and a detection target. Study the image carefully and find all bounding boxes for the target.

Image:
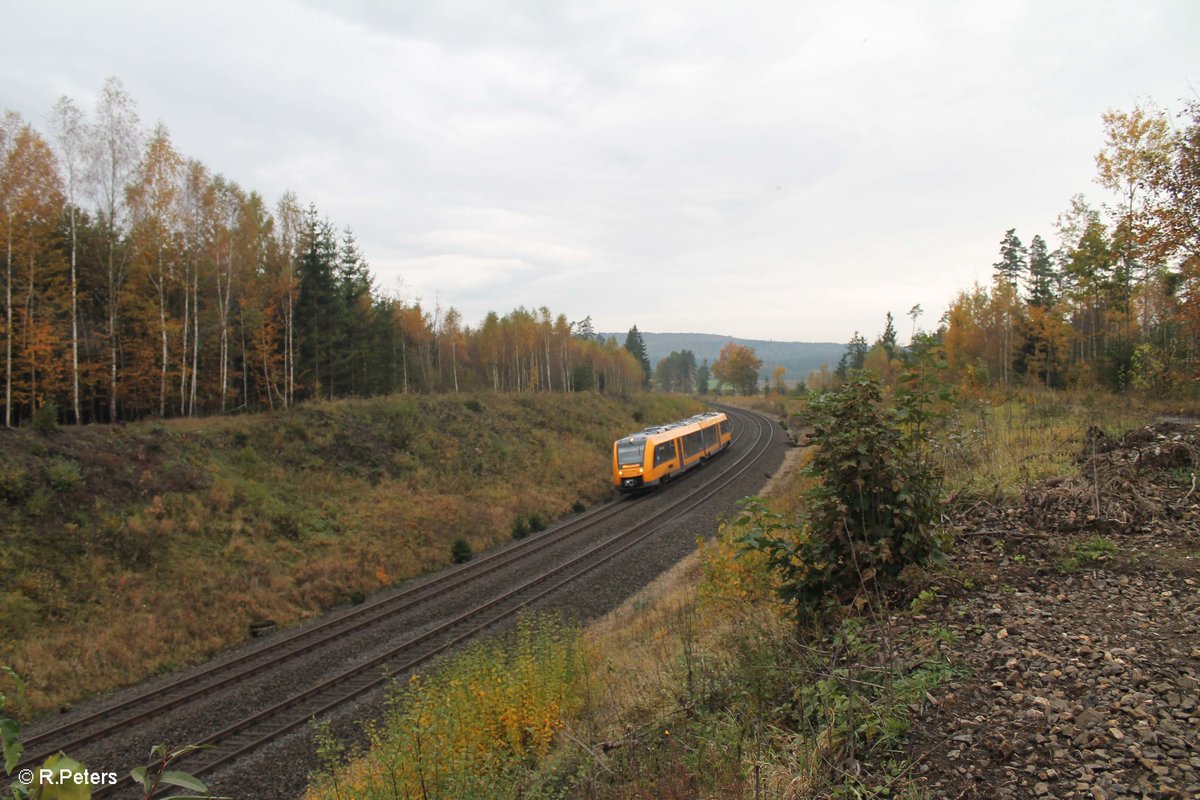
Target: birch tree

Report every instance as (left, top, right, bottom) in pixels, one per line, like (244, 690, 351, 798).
(127, 123, 183, 417)
(89, 77, 142, 421)
(179, 160, 213, 416)
(49, 97, 89, 423)
(0, 110, 21, 427)
(275, 191, 302, 407)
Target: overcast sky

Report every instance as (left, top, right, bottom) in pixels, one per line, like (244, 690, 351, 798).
(3, 2, 1197, 344)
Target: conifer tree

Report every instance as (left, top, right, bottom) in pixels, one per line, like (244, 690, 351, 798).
(622, 325, 651, 388)
(835, 331, 869, 380)
(296, 205, 338, 399)
(1026, 234, 1058, 308)
(879, 311, 898, 359)
(993, 228, 1027, 290)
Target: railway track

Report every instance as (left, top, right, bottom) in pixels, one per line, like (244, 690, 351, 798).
(15, 497, 632, 772)
(13, 405, 781, 798)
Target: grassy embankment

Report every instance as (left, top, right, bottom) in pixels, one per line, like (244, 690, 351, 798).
(303, 388, 1173, 799)
(0, 392, 702, 718)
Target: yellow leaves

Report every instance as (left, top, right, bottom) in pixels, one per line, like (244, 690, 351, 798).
(712, 342, 764, 396)
(697, 521, 779, 612)
(306, 615, 583, 800)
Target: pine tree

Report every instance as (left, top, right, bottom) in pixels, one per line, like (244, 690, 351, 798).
(296, 206, 339, 400)
(572, 315, 597, 341)
(335, 226, 373, 395)
(1026, 234, 1057, 308)
(623, 325, 651, 389)
(993, 228, 1027, 290)
(879, 311, 897, 359)
(993, 229, 1028, 386)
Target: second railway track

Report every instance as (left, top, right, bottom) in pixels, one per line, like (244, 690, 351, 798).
(14, 404, 785, 799)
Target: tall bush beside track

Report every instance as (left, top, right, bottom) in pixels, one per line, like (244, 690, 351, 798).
(738, 373, 946, 614)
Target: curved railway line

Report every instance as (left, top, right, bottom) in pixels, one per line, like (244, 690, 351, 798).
(13, 404, 784, 799)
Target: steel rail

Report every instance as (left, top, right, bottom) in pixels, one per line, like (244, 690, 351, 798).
(13, 496, 636, 773)
(112, 406, 778, 796)
(12, 404, 775, 799)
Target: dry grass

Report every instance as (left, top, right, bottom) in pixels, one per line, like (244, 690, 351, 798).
(529, 388, 1170, 798)
(0, 391, 700, 718)
(942, 389, 1157, 500)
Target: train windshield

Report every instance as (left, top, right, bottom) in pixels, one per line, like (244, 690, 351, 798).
(617, 439, 646, 465)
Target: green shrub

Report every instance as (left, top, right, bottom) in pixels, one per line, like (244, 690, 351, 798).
(739, 373, 946, 614)
(32, 401, 60, 435)
(451, 536, 473, 563)
(528, 512, 547, 532)
(0, 459, 28, 503)
(45, 458, 83, 492)
(235, 445, 260, 467)
(24, 489, 50, 516)
(511, 517, 530, 540)
(572, 500, 586, 513)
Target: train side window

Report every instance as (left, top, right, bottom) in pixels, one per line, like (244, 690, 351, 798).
(653, 441, 675, 467)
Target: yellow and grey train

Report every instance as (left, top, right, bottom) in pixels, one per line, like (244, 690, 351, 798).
(612, 411, 732, 492)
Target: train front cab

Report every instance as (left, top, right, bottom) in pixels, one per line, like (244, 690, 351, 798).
(614, 435, 651, 492)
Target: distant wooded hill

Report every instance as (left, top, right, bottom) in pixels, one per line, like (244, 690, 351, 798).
(601, 332, 845, 386)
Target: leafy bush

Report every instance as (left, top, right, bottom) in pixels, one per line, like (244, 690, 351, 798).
(31, 402, 59, 436)
(511, 516, 530, 540)
(527, 512, 547, 532)
(451, 536, 473, 563)
(307, 616, 583, 800)
(44, 458, 83, 493)
(0, 460, 28, 503)
(739, 373, 945, 614)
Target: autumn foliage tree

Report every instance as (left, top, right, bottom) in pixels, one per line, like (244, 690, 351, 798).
(0, 80, 648, 427)
(712, 342, 762, 395)
(938, 97, 1200, 394)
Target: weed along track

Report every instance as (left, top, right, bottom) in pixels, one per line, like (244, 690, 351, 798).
(20, 405, 783, 800)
